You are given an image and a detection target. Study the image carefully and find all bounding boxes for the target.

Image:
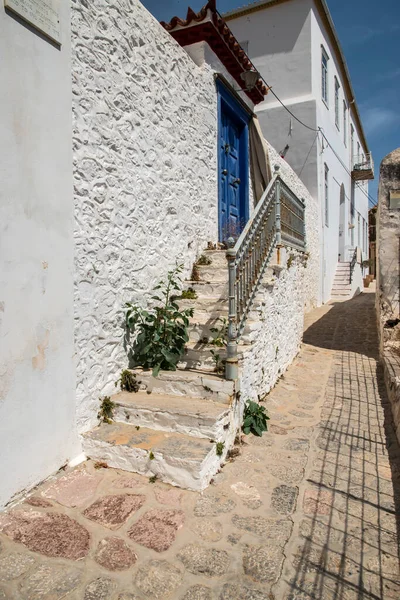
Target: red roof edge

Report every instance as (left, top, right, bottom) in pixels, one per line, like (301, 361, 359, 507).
(161, 1, 268, 105)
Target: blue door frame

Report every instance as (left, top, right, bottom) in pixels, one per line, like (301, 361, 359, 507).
(217, 80, 250, 243)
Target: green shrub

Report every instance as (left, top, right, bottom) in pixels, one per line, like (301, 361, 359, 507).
(115, 369, 140, 392)
(126, 264, 194, 377)
(242, 400, 270, 436)
(98, 396, 115, 424)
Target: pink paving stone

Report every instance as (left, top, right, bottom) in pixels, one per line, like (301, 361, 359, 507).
(113, 475, 142, 489)
(43, 469, 103, 508)
(0, 510, 90, 560)
(24, 496, 53, 508)
(154, 487, 183, 506)
(95, 537, 137, 571)
(128, 509, 185, 552)
(303, 488, 334, 516)
(83, 494, 145, 529)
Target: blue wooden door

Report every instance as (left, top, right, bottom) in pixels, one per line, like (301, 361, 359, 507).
(218, 84, 249, 243)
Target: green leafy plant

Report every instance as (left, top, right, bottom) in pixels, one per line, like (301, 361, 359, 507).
(98, 396, 115, 424)
(179, 287, 198, 300)
(115, 369, 140, 392)
(197, 254, 212, 266)
(210, 349, 225, 374)
(149, 474, 158, 483)
(126, 264, 194, 377)
(216, 442, 225, 456)
(210, 317, 228, 347)
(287, 254, 295, 269)
(242, 400, 270, 437)
(149, 451, 155, 460)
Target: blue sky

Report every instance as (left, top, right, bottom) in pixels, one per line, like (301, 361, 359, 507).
(141, 0, 400, 202)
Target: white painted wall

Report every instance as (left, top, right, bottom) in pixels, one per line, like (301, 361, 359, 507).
(72, 0, 219, 433)
(310, 6, 369, 302)
(0, 3, 81, 509)
(227, 0, 370, 304)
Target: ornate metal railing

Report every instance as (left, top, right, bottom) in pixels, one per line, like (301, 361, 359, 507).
(225, 166, 306, 380)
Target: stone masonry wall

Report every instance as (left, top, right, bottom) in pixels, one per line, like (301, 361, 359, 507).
(72, 0, 218, 433)
(239, 141, 320, 403)
(376, 148, 400, 443)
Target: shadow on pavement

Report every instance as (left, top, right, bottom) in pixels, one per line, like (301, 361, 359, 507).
(287, 293, 400, 600)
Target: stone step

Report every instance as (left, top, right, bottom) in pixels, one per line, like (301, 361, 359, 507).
(188, 317, 260, 346)
(82, 422, 227, 491)
(331, 291, 351, 298)
(185, 280, 228, 298)
(332, 282, 351, 289)
(178, 342, 247, 372)
(111, 391, 232, 440)
(196, 266, 228, 282)
(199, 250, 228, 268)
(127, 368, 235, 404)
(177, 296, 228, 313)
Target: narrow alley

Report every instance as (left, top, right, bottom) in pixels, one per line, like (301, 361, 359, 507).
(0, 290, 398, 599)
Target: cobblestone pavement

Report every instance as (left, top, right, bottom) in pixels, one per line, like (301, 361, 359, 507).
(0, 290, 399, 599)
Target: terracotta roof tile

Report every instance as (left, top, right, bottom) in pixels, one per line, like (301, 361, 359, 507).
(161, 1, 268, 104)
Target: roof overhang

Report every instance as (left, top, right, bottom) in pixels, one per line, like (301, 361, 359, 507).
(223, 0, 370, 154)
(161, 0, 268, 105)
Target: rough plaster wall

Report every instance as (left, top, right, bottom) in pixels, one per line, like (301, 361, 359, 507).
(72, 0, 218, 433)
(240, 141, 320, 402)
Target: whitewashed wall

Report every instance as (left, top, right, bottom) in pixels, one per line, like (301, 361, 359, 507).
(72, 0, 218, 433)
(0, 3, 81, 509)
(240, 141, 320, 402)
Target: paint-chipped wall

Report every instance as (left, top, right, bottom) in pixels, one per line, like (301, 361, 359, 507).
(72, 0, 218, 433)
(0, 3, 81, 509)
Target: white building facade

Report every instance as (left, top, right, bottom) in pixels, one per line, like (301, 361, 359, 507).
(225, 0, 372, 303)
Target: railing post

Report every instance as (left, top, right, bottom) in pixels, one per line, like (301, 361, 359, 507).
(274, 166, 282, 264)
(225, 238, 238, 381)
(302, 198, 306, 248)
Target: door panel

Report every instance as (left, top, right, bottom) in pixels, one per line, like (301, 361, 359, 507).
(219, 96, 248, 243)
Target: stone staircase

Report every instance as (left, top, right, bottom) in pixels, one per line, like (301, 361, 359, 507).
(82, 248, 277, 490)
(331, 262, 352, 300)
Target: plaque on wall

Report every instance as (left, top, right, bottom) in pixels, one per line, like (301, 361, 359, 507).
(389, 191, 400, 210)
(4, 0, 61, 44)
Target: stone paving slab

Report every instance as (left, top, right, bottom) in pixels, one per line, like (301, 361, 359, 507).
(0, 291, 398, 599)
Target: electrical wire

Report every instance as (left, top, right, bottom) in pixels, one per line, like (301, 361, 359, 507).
(216, 7, 378, 206)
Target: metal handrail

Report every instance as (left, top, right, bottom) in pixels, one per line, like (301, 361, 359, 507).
(349, 247, 358, 283)
(225, 166, 306, 380)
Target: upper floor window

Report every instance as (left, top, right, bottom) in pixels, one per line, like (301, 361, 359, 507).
(321, 47, 329, 105)
(334, 78, 340, 128)
(343, 101, 347, 146)
(324, 163, 329, 226)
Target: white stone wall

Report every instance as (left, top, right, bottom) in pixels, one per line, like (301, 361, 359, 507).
(240, 142, 320, 402)
(72, 0, 218, 433)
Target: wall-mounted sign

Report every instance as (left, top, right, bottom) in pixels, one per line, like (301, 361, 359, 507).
(389, 190, 400, 210)
(4, 0, 61, 44)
